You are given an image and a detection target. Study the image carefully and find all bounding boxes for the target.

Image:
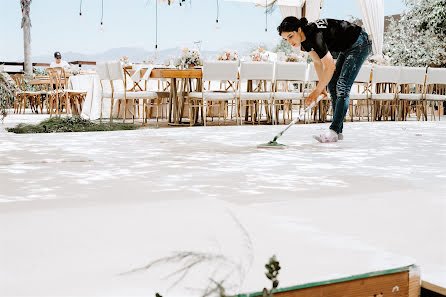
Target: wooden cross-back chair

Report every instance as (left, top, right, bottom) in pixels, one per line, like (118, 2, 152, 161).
(47, 67, 70, 116)
(11, 74, 44, 114)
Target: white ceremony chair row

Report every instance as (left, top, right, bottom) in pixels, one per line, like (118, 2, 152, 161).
(368, 66, 446, 121)
(332, 65, 446, 122)
(187, 61, 326, 126)
(96, 61, 158, 123)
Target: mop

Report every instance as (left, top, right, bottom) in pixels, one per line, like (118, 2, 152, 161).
(257, 95, 325, 149)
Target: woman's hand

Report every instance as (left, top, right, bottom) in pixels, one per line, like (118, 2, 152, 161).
(305, 89, 328, 106)
(305, 89, 320, 106)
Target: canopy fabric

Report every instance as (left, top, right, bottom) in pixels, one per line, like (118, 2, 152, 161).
(225, 0, 318, 20)
(356, 0, 384, 56)
(278, 0, 304, 18)
(304, 0, 323, 22)
(225, 0, 277, 5)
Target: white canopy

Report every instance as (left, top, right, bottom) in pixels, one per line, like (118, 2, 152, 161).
(278, 0, 304, 19)
(225, 0, 322, 21)
(227, 0, 384, 55)
(356, 0, 384, 56)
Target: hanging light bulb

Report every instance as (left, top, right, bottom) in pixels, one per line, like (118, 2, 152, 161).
(215, 0, 220, 30)
(79, 0, 83, 20)
(264, 0, 268, 35)
(99, 0, 104, 33)
(155, 0, 159, 61)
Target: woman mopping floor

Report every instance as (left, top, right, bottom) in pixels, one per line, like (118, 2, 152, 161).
(278, 17, 372, 143)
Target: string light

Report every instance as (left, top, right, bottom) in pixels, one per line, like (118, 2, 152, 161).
(155, 0, 158, 60)
(265, 0, 268, 34)
(215, 0, 220, 30)
(99, 0, 104, 32)
(79, 0, 82, 20)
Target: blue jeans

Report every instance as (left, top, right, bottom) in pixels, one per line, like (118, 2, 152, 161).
(328, 30, 372, 134)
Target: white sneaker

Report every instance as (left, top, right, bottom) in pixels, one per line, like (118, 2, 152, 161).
(313, 130, 338, 143)
(338, 133, 343, 140)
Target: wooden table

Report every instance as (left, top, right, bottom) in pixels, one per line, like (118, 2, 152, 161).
(28, 76, 50, 85)
(28, 75, 71, 86)
(150, 68, 202, 124)
(125, 67, 203, 125)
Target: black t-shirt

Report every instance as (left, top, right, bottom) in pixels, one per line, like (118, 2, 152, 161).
(301, 18, 362, 59)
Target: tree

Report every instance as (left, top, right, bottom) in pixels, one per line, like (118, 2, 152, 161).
(21, 0, 32, 76)
(0, 70, 16, 120)
(273, 39, 293, 55)
(383, 0, 446, 67)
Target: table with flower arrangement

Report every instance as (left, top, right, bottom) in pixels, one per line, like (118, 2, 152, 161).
(130, 67, 203, 125)
(150, 68, 202, 124)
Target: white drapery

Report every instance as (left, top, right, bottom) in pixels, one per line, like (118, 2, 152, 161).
(356, 0, 384, 56)
(278, 0, 304, 18)
(225, 0, 323, 20)
(302, 0, 323, 22)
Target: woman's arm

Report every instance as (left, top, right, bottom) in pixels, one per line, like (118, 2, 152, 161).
(305, 51, 336, 105)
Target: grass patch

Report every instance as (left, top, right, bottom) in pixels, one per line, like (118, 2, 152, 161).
(7, 116, 139, 134)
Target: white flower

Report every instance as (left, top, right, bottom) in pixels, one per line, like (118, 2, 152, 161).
(175, 48, 202, 68)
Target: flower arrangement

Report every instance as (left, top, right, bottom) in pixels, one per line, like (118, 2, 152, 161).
(285, 52, 307, 63)
(249, 47, 270, 62)
(175, 47, 202, 69)
(120, 56, 130, 66)
(217, 49, 239, 61)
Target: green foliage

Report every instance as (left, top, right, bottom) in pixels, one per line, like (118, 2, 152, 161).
(0, 71, 16, 121)
(273, 39, 293, 55)
(6, 116, 138, 133)
(383, 0, 446, 66)
(33, 67, 47, 76)
(262, 255, 281, 297)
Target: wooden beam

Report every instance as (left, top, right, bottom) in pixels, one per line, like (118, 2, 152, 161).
(271, 271, 410, 297)
(422, 281, 446, 296)
(69, 61, 96, 65)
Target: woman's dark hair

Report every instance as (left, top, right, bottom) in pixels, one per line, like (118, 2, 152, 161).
(277, 17, 308, 35)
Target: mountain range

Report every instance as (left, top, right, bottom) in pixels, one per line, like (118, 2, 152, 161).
(32, 41, 277, 64)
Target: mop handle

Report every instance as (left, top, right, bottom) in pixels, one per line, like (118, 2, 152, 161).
(272, 95, 325, 142)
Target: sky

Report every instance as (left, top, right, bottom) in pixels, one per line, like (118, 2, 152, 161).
(0, 0, 406, 61)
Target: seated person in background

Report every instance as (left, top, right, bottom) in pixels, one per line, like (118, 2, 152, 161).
(50, 52, 71, 71)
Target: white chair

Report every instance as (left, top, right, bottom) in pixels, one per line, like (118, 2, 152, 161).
(308, 63, 330, 122)
(349, 65, 372, 121)
(238, 62, 275, 125)
(425, 67, 446, 120)
(371, 65, 401, 121)
(66, 76, 88, 116)
(96, 62, 112, 121)
(187, 61, 239, 126)
(140, 68, 169, 127)
(397, 66, 427, 121)
(272, 62, 307, 124)
(107, 61, 157, 123)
